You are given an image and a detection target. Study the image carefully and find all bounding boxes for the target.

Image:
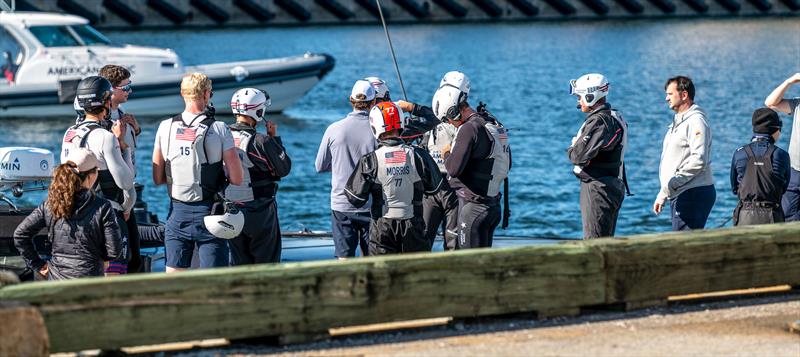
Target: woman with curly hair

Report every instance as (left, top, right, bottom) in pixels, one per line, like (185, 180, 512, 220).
(14, 148, 123, 280)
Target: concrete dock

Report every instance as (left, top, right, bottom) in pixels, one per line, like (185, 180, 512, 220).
(11, 0, 800, 29)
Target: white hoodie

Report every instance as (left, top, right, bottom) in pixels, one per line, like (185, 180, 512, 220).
(656, 104, 715, 204)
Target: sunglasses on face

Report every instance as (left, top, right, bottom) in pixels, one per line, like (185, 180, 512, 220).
(115, 83, 132, 92)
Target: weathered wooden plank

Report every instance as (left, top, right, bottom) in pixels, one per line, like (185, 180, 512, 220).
(586, 222, 800, 303)
(0, 244, 604, 353)
(0, 301, 49, 356)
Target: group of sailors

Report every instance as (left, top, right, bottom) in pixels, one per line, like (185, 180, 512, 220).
(568, 73, 800, 238)
(9, 63, 800, 280)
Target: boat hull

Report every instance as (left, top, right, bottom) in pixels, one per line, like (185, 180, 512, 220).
(0, 54, 335, 117)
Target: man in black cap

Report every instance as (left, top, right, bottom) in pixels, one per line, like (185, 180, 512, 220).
(729, 108, 791, 226)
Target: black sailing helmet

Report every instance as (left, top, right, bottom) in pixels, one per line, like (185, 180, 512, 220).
(75, 76, 113, 112)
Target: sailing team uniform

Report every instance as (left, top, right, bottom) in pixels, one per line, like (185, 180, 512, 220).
(225, 122, 292, 264)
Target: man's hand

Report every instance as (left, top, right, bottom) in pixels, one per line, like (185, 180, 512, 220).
(653, 195, 666, 215)
(38, 263, 49, 278)
(121, 114, 141, 136)
(266, 120, 277, 137)
(396, 100, 414, 112)
(112, 121, 128, 151)
(787, 73, 800, 85)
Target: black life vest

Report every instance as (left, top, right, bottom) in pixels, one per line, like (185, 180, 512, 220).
(738, 143, 782, 204)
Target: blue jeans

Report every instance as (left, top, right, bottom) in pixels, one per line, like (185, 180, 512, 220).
(781, 168, 800, 222)
(670, 185, 716, 231)
(331, 210, 370, 258)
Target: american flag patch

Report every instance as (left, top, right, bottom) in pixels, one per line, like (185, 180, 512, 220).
(175, 127, 197, 141)
(384, 151, 406, 164)
(63, 130, 77, 142)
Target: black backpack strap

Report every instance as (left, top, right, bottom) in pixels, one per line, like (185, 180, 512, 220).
(78, 122, 103, 148)
(743, 145, 755, 159)
(502, 177, 511, 229)
(622, 162, 633, 196)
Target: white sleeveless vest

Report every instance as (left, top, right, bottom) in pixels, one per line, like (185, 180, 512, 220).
(375, 145, 421, 219)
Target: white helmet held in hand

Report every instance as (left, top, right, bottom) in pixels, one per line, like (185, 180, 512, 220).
(369, 101, 406, 139)
(231, 88, 271, 122)
(570, 73, 609, 107)
(432, 85, 465, 122)
(203, 202, 245, 239)
(364, 76, 390, 100)
(439, 71, 470, 95)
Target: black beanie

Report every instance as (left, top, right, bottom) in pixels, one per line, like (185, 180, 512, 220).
(752, 108, 781, 135)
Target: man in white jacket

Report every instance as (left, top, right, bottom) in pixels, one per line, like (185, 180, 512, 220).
(653, 76, 716, 230)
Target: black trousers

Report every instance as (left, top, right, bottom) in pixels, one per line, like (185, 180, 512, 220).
(368, 216, 428, 255)
(579, 176, 625, 239)
(456, 198, 501, 249)
(229, 198, 282, 265)
(125, 212, 142, 273)
(422, 181, 459, 251)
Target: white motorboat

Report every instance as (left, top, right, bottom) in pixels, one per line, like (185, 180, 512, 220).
(0, 11, 335, 117)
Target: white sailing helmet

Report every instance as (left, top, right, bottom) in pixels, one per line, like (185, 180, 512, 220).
(569, 73, 609, 107)
(231, 88, 271, 122)
(431, 85, 465, 122)
(369, 101, 405, 139)
(439, 71, 470, 95)
(203, 203, 245, 239)
(364, 76, 390, 100)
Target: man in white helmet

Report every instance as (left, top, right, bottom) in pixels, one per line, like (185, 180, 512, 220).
(152, 73, 243, 272)
(433, 72, 512, 249)
(345, 102, 442, 254)
(315, 80, 378, 259)
(567, 73, 629, 239)
(225, 88, 292, 265)
(415, 71, 464, 250)
(653, 76, 715, 231)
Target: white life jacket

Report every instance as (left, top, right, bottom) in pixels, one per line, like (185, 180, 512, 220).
(425, 122, 457, 173)
(374, 145, 421, 219)
(483, 121, 510, 197)
(61, 121, 124, 205)
(225, 129, 256, 202)
(164, 114, 225, 203)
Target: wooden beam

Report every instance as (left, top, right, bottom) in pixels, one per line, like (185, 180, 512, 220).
(0, 244, 604, 352)
(1, 222, 798, 353)
(590, 223, 800, 303)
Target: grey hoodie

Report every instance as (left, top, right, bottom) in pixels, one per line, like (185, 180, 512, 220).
(656, 104, 715, 203)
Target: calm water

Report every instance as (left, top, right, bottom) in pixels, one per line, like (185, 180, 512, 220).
(3, 19, 799, 238)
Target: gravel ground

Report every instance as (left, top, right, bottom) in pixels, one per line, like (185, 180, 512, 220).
(163, 292, 800, 357)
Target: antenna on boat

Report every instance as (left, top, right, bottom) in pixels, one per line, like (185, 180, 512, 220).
(375, 0, 408, 102)
(0, 0, 15, 12)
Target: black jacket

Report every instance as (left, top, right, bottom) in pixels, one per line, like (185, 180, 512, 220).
(445, 112, 512, 201)
(14, 190, 122, 280)
(567, 104, 624, 181)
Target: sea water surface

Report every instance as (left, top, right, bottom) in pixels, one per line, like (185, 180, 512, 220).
(3, 19, 799, 239)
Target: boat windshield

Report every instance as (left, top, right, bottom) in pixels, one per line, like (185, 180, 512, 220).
(71, 25, 112, 46)
(28, 25, 111, 47)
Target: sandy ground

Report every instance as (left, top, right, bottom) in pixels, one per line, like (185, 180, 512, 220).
(155, 292, 800, 357)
